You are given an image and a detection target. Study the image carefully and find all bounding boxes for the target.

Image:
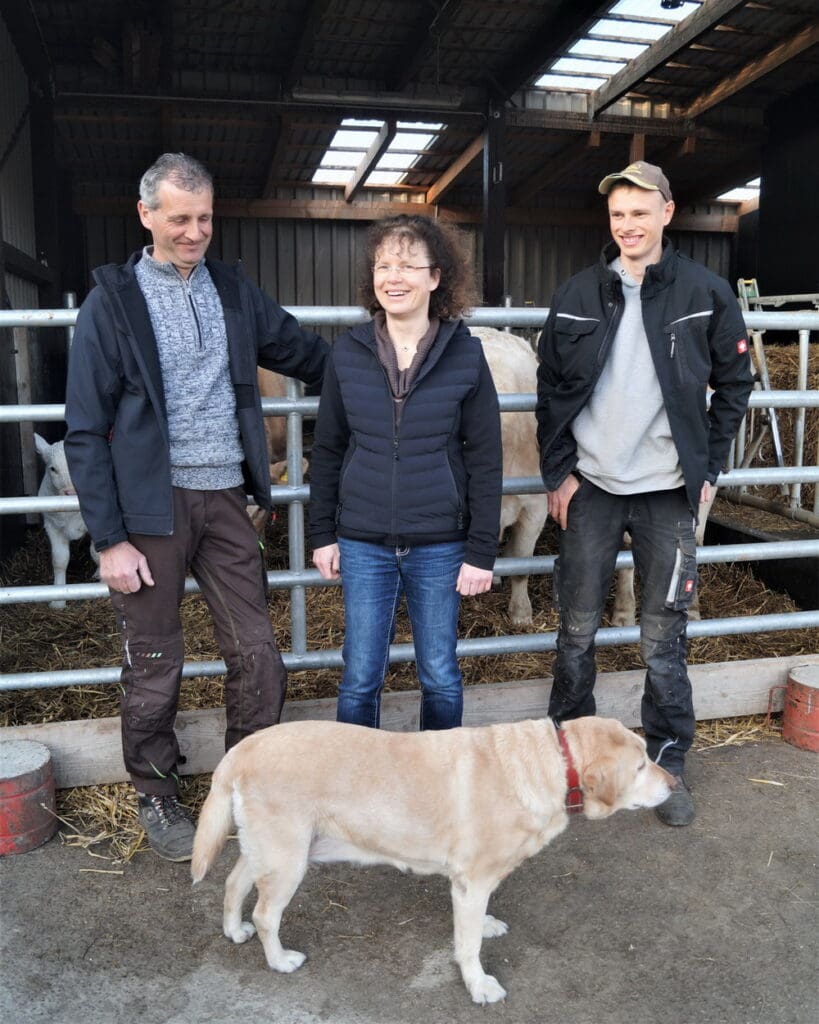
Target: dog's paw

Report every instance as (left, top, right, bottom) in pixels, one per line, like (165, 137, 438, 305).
(224, 921, 256, 944)
(269, 948, 307, 973)
(468, 973, 507, 1005)
(482, 915, 509, 938)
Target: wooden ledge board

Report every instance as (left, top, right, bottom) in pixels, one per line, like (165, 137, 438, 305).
(1, 654, 815, 789)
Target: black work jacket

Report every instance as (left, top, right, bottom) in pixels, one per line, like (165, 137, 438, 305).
(536, 239, 754, 516)
(64, 252, 329, 550)
(308, 319, 503, 570)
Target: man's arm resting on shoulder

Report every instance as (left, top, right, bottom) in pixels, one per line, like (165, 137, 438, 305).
(252, 285, 330, 386)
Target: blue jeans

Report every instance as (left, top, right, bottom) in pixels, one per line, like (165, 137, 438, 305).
(548, 481, 698, 771)
(337, 537, 465, 730)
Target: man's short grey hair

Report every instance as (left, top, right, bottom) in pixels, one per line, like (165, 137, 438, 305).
(139, 153, 214, 209)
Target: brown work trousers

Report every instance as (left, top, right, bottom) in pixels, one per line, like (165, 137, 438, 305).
(110, 486, 286, 796)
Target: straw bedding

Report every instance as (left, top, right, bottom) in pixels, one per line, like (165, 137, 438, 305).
(0, 343, 815, 859)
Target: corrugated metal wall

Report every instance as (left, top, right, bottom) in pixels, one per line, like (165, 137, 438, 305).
(80, 213, 734, 313)
(0, 16, 38, 554)
(0, 21, 36, 260)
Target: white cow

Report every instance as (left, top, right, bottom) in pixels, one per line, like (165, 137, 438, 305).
(34, 433, 99, 609)
(472, 328, 547, 626)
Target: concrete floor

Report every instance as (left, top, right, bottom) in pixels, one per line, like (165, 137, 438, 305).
(1, 737, 817, 1024)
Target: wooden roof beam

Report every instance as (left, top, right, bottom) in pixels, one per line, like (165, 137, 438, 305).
(494, 0, 604, 99)
(386, 1, 466, 92)
(425, 133, 484, 205)
(284, 0, 334, 89)
(261, 116, 290, 199)
(510, 130, 601, 206)
(673, 150, 761, 207)
(344, 119, 396, 202)
(590, 0, 747, 118)
(682, 21, 819, 119)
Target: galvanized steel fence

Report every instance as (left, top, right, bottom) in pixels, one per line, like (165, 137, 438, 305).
(1, 306, 818, 692)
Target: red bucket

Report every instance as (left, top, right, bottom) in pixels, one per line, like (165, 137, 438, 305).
(0, 739, 58, 856)
(781, 665, 819, 753)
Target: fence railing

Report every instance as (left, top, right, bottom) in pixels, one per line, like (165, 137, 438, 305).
(1, 306, 818, 691)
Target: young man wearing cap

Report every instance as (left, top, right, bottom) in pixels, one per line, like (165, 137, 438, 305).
(536, 161, 753, 825)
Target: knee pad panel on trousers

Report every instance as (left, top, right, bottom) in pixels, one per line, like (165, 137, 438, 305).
(120, 633, 185, 731)
(559, 605, 602, 644)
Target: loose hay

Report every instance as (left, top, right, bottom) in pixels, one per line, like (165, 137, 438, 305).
(2, 342, 816, 857)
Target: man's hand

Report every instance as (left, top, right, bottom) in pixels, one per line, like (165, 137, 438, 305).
(547, 473, 581, 530)
(456, 563, 494, 596)
(700, 480, 713, 505)
(99, 541, 154, 593)
(313, 543, 341, 580)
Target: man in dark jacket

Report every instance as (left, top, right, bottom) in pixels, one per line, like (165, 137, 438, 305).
(64, 153, 328, 860)
(536, 161, 753, 826)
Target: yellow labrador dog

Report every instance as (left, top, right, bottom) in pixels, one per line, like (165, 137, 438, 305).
(191, 716, 673, 1004)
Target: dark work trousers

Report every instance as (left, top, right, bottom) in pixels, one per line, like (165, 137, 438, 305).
(548, 479, 698, 772)
(110, 486, 286, 796)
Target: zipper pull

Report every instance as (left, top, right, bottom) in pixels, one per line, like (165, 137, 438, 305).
(670, 332, 676, 359)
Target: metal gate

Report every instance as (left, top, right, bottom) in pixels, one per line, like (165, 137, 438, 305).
(1, 306, 818, 693)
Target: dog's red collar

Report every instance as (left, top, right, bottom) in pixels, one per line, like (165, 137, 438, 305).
(557, 726, 584, 816)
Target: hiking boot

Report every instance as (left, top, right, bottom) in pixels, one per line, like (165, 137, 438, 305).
(137, 793, 195, 861)
(655, 774, 695, 827)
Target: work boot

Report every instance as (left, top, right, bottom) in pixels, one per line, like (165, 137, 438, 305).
(655, 774, 695, 827)
(137, 793, 196, 861)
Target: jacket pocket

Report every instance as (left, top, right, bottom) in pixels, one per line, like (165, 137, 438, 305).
(553, 314, 600, 343)
(664, 311, 712, 386)
(338, 439, 360, 503)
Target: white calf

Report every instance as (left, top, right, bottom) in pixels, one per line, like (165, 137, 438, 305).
(34, 433, 99, 609)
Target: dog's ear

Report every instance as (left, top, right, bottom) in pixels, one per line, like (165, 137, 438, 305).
(583, 757, 619, 813)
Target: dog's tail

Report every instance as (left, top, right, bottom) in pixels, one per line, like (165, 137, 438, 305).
(191, 756, 236, 884)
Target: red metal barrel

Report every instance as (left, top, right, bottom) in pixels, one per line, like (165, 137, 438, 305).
(782, 665, 819, 753)
(0, 739, 58, 856)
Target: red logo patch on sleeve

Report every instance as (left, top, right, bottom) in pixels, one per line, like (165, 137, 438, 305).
(737, 338, 748, 354)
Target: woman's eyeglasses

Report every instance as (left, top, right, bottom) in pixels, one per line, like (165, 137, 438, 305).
(373, 263, 434, 276)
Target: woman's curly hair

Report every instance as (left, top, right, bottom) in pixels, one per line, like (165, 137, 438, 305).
(359, 214, 480, 320)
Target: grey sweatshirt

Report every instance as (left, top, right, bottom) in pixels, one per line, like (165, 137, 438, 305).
(572, 257, 684, 494)
(135, 249, 245, 490)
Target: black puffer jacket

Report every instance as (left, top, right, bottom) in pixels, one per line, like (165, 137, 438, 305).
(64, 252, 329, 550)
(308, 319, 503, 570)
(536, 239, 754, 515)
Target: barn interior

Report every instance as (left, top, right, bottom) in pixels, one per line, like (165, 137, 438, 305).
(0, 0, 818, 895)
(1, 0, 818, 561)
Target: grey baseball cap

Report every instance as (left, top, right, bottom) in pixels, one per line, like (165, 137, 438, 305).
(598, 160, 673, 202)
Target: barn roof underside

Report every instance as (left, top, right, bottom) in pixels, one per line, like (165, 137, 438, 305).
(2, 0, 818, 218)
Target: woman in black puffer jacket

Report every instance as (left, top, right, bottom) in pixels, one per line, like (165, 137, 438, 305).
(309, 215, 503, 730)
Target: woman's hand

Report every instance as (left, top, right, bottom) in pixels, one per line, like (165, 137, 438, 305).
(456, 562, 494, 596)
(313, 543, 341, 580)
